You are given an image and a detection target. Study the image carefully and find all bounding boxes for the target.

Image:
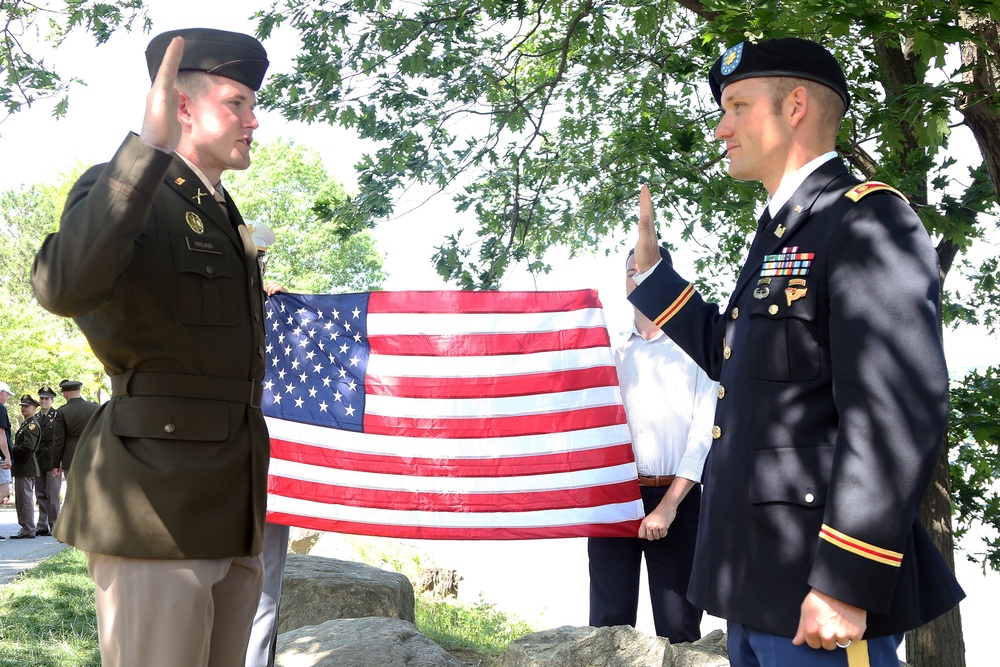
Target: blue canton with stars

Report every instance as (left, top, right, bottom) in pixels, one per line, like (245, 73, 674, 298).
(263, 292, 371, 432)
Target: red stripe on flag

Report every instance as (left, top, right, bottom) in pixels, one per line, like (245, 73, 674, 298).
(367, 366, 619, 399)
(265, 512, 643, 540)
(268, 477, 641, 513)
(369, 289, 601, 314)
(368, 327, 611, 356)
(269, 439, 637, 477)
(364, 405, 627, 438)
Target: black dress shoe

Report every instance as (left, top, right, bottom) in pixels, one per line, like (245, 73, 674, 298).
(10, 534, 35, 539)
(36, 530, 50, 536)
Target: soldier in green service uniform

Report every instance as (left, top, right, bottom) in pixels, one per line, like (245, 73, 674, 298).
(10, 394, 42, 539)
(31, 28, 271, 667)
(33, 385, 63, 536)
(50, 379, 99, 478)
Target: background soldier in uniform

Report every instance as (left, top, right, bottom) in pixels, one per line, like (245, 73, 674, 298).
(32, 28, 271, 667)
(10, 394, 41, 539)
(34, 385, 63, 536)
(51, 379, 99, 478)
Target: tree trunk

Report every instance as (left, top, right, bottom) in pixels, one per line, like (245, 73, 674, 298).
(958, 12, 1000, 204)
(905, 441, 966, 666)
(906, 12, 1000, 667)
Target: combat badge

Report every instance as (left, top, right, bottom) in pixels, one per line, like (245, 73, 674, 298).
(754, 277, 771, 299)
(785, 278, 808, 307)
(185, 211, 205, 234)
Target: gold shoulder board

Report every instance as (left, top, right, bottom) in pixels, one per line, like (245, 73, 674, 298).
(845, 181, 909, 204)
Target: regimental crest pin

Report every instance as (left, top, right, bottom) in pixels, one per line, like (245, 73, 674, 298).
(174, 177, 186, 186)
(720, 43, 744, 75)
(185, 211, 205, 234)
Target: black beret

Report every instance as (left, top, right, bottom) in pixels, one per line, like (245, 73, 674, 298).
(709, 38, 849, 110)
(37, 386, 56, 398)
(146, 28, 269, 91)
(59, 380, 83, 392)
(20, 394, 40, 407)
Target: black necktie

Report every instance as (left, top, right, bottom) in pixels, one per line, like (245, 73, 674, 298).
(756, 207, 772, 233)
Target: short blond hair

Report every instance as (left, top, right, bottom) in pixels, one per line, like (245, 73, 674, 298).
(176, 70, 213, 100)
(769, 77, 845, 140)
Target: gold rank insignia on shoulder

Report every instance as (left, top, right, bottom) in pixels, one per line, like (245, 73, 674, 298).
(845, 181, 909, 204)
(185, 211, 205, 234)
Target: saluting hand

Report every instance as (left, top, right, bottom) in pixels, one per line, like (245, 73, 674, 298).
(140, 36, 184, 153)
(634, 185, 661, 273)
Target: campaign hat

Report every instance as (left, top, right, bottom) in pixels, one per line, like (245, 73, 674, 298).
(709, 37, 849, 109)
(146, 28, 269, 91)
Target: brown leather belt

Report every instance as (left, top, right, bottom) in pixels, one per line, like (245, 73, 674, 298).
(637, 474, 675, 488)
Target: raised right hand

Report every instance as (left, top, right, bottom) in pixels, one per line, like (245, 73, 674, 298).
(139, 36, 184, 152)
(634, 185, 661, 273)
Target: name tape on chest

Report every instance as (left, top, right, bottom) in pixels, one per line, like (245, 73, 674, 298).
(760, 246, 814, 277)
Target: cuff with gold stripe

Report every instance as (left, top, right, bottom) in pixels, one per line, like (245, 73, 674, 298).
(652, 283, 696, 327)
(819, 524, 902, 567)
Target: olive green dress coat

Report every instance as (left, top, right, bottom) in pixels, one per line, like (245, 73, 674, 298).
(51, 396, 100, 472)
(31, 133, 269, 559)
(11, 415, 41, 479)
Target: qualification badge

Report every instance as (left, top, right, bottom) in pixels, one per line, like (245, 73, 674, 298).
(754, 277, 771, 300)
(785, 278, 808, 306)
(185, 211, 205, 234)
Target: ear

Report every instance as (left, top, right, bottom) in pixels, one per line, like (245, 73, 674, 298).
(177, 91, 194, 130)
(788, 86, 808, 127)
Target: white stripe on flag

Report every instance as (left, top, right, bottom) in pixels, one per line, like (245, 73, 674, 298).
(366, 346, 613, 377)
(365, 386, 623, 419)
(368, 308, 606, 335)
(268, 494, 646, 529)
(265, 417, 631, 459)
(270, 459, 639, 493)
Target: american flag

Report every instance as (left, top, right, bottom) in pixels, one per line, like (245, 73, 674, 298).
(262, 290, 644, 539)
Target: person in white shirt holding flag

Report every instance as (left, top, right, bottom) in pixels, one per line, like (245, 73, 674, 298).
(589, 246, 718, 643)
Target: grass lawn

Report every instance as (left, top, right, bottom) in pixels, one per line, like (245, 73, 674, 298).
(0, 545, 532, 667)
(0, 548, 100, 667)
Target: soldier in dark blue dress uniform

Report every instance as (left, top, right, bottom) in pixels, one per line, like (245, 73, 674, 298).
(628, 38, 964, 667)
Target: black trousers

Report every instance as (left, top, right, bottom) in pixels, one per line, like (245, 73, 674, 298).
(588, 484, 702, 643)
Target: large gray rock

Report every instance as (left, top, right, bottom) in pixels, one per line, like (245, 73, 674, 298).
(278, 553, 415, 633)
(667, 629, 729, 667)
(496, 626, 731, 667)
(496, 625, 667, 667)
(288, 528, 323, 555)
(276, 616, 464, 667)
